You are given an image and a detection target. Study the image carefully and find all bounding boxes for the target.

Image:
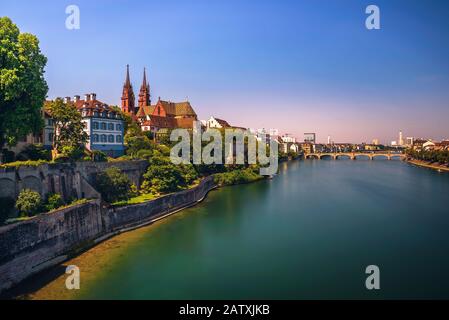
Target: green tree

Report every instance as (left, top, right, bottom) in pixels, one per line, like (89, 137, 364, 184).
(0, 17, 48, 160)
(15, 189, 42, 217)
(95, 166, 136, 203)
(47, 98, 88, 158)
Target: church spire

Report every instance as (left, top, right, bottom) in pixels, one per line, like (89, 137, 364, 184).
(138, 67, 150, 108)
(121, 64, 135, 114)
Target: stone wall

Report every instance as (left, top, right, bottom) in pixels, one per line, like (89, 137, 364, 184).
(0, 160, 148, 210)
(0, 176, 216, 293)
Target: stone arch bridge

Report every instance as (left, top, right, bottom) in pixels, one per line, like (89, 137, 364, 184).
(305, 152, 406, 160)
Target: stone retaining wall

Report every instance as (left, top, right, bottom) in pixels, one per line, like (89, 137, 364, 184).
(0, 176, 216, 293)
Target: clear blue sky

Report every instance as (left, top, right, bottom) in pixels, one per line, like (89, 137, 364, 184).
(2, 0, 449, 143)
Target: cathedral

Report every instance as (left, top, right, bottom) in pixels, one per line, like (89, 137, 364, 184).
(121, 65, 198, 134)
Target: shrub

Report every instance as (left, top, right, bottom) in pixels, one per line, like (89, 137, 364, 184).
(16, 144, 51, 161)
(214, 168, 263, 186)
(95, 167, 134, 203)
(44, 193, 64, 211)
(136, 149, 152, 159)
(15, 189, 42, 217)
(140, 153, 198, 195)
(0, 197, 15, 225)
(92, 150, 108, 162)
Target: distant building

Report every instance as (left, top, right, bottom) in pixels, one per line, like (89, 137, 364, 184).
(207, 116, 231, 129)
(405, 137, 414, 147)
(372, 139, 379, 145)
(121, 65, 199, 137)
(299, 142, 313, 154)
(399, 131, 404, 146)
(67, 93, 125, 157)
(304, 133, 316, 144)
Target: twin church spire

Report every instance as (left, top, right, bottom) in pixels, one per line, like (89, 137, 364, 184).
(121, 65, 150, 115)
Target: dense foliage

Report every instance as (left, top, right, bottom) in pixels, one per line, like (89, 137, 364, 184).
(407, 149, 449, 165)
(95, 166, 137, 203)
(47, 98, 88, 159)
(15, 189, 42, 217)
(141, 151, 198, 194)
(16, 144, 51, 161)
(0, 17, 48, 153)
(214, 167, 263, 186)
(44, 193, 64, 212)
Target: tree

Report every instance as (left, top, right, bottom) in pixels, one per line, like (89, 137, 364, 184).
(95, 167, 136, 203)
(47, 98, 88, 159)
(0, 17, 48, 159)
(15, 189, 42, 217)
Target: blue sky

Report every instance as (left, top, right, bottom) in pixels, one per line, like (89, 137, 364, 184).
(2, 0, 449, 143)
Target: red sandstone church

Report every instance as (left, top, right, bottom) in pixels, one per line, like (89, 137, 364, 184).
(120, 65, 198, 135)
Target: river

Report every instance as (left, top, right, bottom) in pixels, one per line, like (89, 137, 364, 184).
(25, 159, 449, 299)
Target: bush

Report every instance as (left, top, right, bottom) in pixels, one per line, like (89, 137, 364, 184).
(95, 167, 135, 203)
(44, 193, 64, 211)
(0, 197, 15, 225)
(15, 189, 42, 217)
(16, 144, 51, 161)
(60, 145, 85, 161)
(214, 168, 263, 186)
(140, 153, 199, 195)
(136, 149, 152, 159)
(92, 150, 108, 162)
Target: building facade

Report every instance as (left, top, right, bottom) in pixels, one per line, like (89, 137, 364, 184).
(69, 93, 125, 157)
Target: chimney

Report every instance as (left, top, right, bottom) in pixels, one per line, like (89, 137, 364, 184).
(90, 93, 96, 101)
(85, 94, 90, 101)
(73, 95, 80, 102)
(63, 96, 71, 103)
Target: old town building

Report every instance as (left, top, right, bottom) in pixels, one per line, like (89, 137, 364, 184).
(122, 65, 199, 136)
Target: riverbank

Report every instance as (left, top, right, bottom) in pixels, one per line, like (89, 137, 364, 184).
(0, 176, 217, 295)
(13, 159, 449, 299)
(406, 159, 449, 172)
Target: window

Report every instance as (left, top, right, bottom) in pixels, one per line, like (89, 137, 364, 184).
(116, 124, 122, 131)
(102, 111, 107, 117)
(92, 134, 99, 143)
(116, 135, 122, 143)
(93, 122, 99, 130)
(108, 135, 114, 143)
(48, 133, 54, 142)
(101, 134, 107, 143)
(93, 111, 99, 117)
(100, 122, 106, 130)
(108, 123, 114, 131)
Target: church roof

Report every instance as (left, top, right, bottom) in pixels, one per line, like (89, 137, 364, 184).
(137, 100, 197, 118)
(158, 100, 197, 117)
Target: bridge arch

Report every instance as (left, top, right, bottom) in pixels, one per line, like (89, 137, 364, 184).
(371, 154, 388, 160)
(354, 154, 371, 160)
(306, 154, 319, 160)
(319, 154, 333, 160)
(390, 155, 405, 161)
(335, 154, 350, 160)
